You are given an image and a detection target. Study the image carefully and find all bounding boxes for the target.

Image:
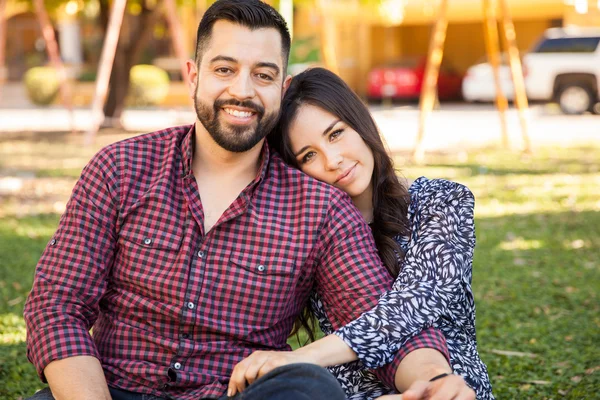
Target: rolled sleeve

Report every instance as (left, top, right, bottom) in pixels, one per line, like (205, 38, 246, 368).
(373, 327, 450, 389)
(23, 147, 120, 381)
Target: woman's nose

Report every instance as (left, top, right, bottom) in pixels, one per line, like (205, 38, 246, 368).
(325, 151, 343, 171)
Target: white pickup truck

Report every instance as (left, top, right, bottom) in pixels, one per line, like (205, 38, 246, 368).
(524, 27, 600, 115)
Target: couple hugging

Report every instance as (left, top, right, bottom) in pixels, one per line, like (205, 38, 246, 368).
(24, 1, 493, 399)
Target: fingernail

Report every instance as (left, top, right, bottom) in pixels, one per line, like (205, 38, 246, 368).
(227, 388, 233, 397)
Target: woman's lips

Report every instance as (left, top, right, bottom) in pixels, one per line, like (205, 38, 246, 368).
(335, 163, 358, 185)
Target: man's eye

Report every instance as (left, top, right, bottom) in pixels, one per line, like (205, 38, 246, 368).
(257, 73, 273, 81)
(301, 151, 316, 164)
(215, 67, 232, 74)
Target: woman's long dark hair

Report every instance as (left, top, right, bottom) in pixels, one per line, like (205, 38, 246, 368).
(269, 68, 411, 342)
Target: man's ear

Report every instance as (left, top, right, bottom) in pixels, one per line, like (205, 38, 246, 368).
(186, 59, 199, 98)
(282, 74, 293, 98)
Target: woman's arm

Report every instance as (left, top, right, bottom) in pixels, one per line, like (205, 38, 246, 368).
(334, 180, 476, 368)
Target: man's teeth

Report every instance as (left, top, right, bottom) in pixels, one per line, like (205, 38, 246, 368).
(224, 108, 253, 118)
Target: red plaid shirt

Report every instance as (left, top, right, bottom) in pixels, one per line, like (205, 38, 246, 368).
(24, 125, 448, 399)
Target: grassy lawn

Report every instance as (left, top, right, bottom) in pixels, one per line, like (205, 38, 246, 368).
(1, 131, 599, 399)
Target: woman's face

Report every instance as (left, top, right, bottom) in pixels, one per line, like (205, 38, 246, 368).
(288, 104, 375, 199)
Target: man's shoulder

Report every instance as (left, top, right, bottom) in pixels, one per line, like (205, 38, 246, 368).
(102, 125, 190, 154)
(267, 152, 351, 204)
(266, 152, 360, 224)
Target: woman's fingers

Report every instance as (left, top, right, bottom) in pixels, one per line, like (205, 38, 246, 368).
(402, 374, 475, 400)
(228, 351, 291, 396)
(428, 374, 475, 400)
(228, 355, 254, 396)
(401, 381, 429, 400)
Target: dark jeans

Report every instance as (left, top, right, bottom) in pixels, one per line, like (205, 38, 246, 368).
(26, 363, 346, 400)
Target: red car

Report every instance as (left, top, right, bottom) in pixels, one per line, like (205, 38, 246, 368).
(367, 57, 464, 101)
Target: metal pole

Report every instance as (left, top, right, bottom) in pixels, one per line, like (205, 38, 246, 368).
(482, 0, 510, 149)
(84, 0, 127, 145)
(413, 0, 448, 164)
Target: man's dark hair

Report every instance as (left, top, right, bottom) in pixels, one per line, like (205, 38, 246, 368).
(195, 0, 291, 72)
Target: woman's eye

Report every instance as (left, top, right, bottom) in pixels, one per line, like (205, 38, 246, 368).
(301, 151, 316, 164)
(329, 129, 344, 141)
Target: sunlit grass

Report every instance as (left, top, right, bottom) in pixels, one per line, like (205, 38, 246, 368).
(1, 131, 599, 399)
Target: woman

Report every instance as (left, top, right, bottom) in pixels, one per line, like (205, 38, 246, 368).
(229, 68, 494, 399)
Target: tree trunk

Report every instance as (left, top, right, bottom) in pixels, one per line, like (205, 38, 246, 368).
(102, 0, 165, 124)
(0, 0, 7, 98)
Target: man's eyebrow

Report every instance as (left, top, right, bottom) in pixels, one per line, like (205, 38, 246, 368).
(293, 119, 342, 157)
(208, 57, 280, 76)
(209, 55, 237, 64)
(256, 62, 280, 76)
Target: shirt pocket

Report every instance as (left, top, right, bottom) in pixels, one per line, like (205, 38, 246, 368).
(212, 252, 298, 330)
(114, 225, 185, 289)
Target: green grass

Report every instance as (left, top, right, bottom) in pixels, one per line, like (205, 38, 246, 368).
(1, 132, 599, 399)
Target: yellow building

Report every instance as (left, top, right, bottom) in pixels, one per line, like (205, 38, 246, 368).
(291, 0, 599, 94)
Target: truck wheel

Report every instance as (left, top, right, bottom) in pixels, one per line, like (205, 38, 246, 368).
(557, 83, 594, 115)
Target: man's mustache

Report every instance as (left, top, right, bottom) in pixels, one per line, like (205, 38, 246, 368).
(214, 99, 265, 117)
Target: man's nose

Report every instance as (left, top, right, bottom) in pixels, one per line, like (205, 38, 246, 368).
(228, 72, 256, 100)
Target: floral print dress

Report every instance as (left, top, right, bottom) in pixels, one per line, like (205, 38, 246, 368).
(310, 177, 494, 400)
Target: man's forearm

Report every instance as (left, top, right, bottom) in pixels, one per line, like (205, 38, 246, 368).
(44, 355, 112, 400)
(394, 348, 452, 392)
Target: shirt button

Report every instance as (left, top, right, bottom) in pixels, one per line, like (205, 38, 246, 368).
(50, 239, 56, 245)
(257, 264, 266, 272)
(197, 250, 205, 258)
(143, 238, 152, 245)
(173, 362, 182, 370)
(187, 302, 195, 310)
(181, 333, 190, 339)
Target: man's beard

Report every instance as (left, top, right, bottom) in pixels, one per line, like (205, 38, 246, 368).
(194, 92, 279, 153)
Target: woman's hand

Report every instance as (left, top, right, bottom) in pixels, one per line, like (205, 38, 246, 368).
(376, 374, 475, 400)
(228, 350, 314, 396)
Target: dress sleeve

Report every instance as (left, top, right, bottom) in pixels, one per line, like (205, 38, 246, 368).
(23, 146, 120, 382)
(333, 180, 476, 369)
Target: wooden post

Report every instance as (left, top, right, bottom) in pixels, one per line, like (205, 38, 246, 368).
(84, 0, 127, 145)
(482, 0, 510, 149)
(413, 0, 448, 164)
(317, 0, 340, 75)
(33, 0, 75, 132)
(498, 0, 532, 154)
(0, 0, 6, 99)
(164, 0, 190, 85)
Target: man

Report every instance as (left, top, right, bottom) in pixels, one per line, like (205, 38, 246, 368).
(24, 1, 469, 399)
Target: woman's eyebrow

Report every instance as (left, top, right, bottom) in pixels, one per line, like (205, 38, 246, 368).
(294, 119, 342, 157)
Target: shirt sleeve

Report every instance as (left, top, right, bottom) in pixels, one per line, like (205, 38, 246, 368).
(373, 326, 449, 389)
(333, 180, 476, 369)
(23, 146, 120, 382)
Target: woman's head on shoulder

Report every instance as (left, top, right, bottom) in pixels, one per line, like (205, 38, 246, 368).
(271, 67, 410, 276)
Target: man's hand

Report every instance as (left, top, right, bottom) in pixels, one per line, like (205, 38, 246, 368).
(376, 374, 475, 400)
(228, 350, 313, 396)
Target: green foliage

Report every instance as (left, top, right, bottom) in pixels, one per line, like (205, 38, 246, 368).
(289, 36, 321, 65)
(128, 64, 171, 107)
(1, 132, 599, 399)
(23, 67, 60, 106)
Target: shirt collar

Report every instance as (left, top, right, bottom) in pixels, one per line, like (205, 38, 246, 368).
(181, 124, 271, 198)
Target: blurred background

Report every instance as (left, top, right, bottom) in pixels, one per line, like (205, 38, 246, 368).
(0, 1, 599, 399)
